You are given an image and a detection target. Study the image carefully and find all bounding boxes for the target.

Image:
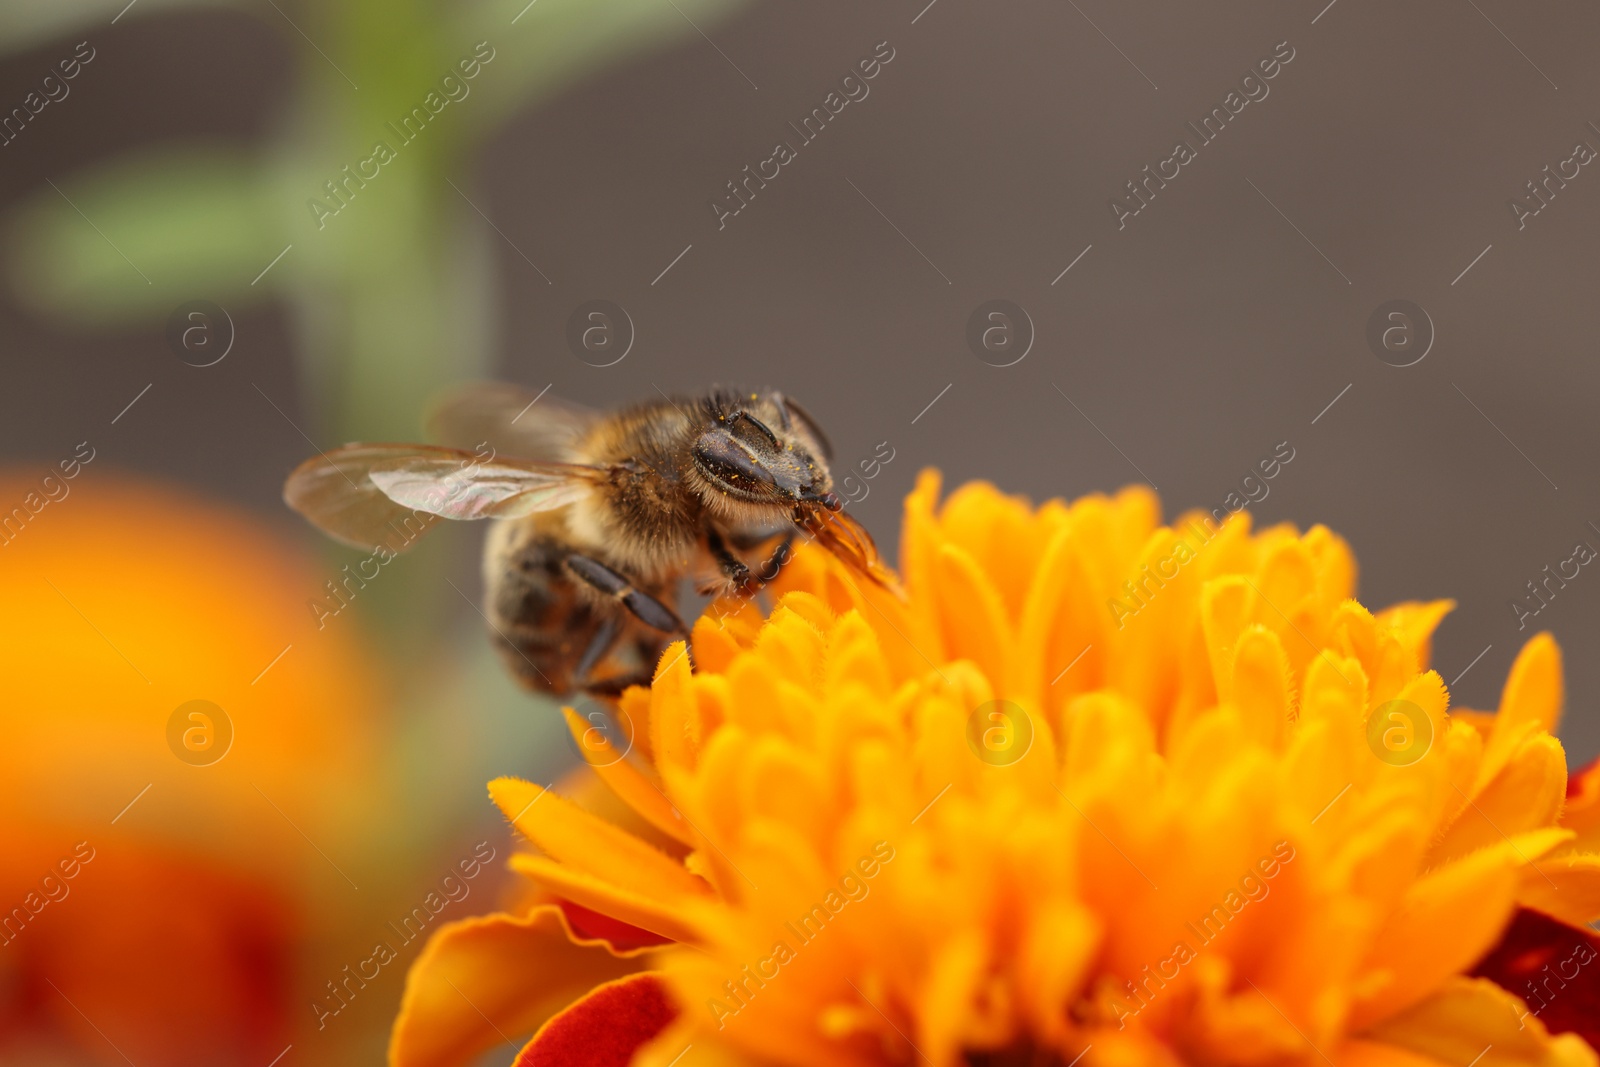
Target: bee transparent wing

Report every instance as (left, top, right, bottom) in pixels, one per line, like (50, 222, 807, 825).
(366, 454, 597, 519)
(284, 443, 601, 552)
(426, 382, 598, 462)
(794, 506, 905, 597)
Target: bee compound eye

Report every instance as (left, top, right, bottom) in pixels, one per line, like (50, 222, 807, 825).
(692, 432, 777, 494)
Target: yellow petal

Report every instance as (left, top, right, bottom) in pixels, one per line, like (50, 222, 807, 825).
(916, 927, 991, 1064)
(488, 778, 710, 902)
(560, 708, 695, 848)
(453, 476, 1598, 1067)
(1327, 599, 1415, 704)
(1349, 829, 1572, 1029)
(823, 610, 895, 698)
(738, 737, 830, 848)
(1303, 524, 1358, 608)
(690, 613, 748, 676)
(1228, 624, 1293, 749)
(1017, 900, 1101, 1046)
(1375, 600, 1456, 670)
(939, 481, 1039, 616)
(1200, 576, 1255, 700)
(933, 540, 1015, 691)
(1015, 526, 1089, 701)
(1438, 720, 1485, 831)
(1430, 735, 1568, 866)
(899, 470, 946, 613)
(650, 644, 699, 772)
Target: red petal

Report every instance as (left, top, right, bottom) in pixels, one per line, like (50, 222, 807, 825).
(1471, 906, 1600, 1049)
(1569, 752, 1600, 801)
(558, 898, 675, 951)
(512, 973, 677, 1067)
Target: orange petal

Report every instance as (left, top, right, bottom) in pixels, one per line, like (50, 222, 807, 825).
(507, 854, 706, 945)
(1334, 1038, 1448, 1067)
(1481, 635, 1564, 790)
(557, 900, 675, 952)
(389, 906, 647, 1067)
(512, 973, 678, 1067)
(1563, 754, 1600, 854)
(1367, 974, 1599, 1067)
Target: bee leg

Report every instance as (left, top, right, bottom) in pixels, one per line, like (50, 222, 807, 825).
(572, 614, 624, 691)
(583, 669, 658, 699)
(703, 528, 752, 595)
(752, 532, 795, 587)
(582, 629, 690, 696)
(563, 554, 687, 636)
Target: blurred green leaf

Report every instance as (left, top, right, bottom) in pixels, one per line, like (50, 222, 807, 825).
(454, 0, 751, 134)
(6, 149, 276, 323)
(6, 0, 752, 333)
(0, 0, 240, 56)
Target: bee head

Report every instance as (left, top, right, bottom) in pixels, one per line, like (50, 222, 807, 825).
(689, 392, 840, 514)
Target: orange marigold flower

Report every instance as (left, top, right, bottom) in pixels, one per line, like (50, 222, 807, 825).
(393, 472, 1600, 1067)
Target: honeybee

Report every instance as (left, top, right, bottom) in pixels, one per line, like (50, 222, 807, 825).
(283, 383, 897, 696)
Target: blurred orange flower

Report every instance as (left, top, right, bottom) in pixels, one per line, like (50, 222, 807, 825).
(0, 470, 386, 1066)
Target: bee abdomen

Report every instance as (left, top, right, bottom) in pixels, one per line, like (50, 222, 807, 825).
(485, 531, 581, 694)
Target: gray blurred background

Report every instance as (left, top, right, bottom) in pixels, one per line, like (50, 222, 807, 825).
(2, 0, 1596, 763)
